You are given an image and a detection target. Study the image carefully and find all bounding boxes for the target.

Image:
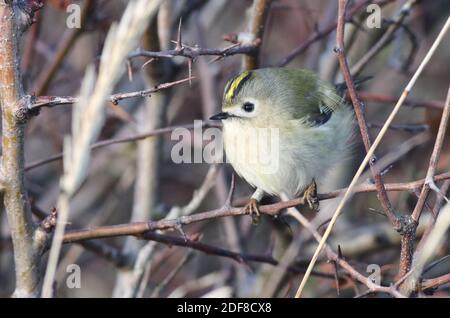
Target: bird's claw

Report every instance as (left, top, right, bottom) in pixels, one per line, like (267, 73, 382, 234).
(303, 179, 319, 211)
(244, 198, 261, 225)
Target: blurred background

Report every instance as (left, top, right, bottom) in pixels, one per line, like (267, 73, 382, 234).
(0, 0, 449, 297)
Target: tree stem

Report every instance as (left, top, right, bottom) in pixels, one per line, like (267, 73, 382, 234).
(0, 3, 39, 297)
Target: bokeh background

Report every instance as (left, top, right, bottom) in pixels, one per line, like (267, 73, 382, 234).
(1, 0, 449, 297)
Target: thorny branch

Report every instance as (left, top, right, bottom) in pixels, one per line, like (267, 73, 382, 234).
(62, 171, 450, 243)
(28, 76, 193, 112)
(335, 0, 399, 229)
(128, 43, 258, 62)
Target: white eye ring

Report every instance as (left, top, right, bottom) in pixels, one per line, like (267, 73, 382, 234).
(242, 102, 255, 112)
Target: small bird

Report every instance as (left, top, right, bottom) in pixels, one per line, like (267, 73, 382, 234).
(210, 67, 354, 223)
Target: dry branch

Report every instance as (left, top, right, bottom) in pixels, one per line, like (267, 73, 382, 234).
(294, 4, 450, 298)
(0, 1, 43, 298)
(62, 171, 450, 243)
(336, 0, 399, 229)
(276, 0, 395, 66)
(242, 0, 273, 70)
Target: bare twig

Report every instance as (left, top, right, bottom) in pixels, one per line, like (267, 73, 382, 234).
(129, 44, 257, 61)
(62, 171, 450, 243)
(41, 0, 164, 298)
(114, 9, 173, 297)
(140, 232, 335, 280)
(294, 6, 450, 298)
(398, 87, 450, 281)
(276, 0, 395, 66)
(421, 273, 450, 292)
(356, 91, 446, 110)
(33, 0, 94, 95)
(411, 87, 450, 224)
(24, 122, 219, 171)
(30, 76, 193, 111)
(150, 249, 195, 297)
(350, 0, 417, 77)
(336, 0, 399, 230)
(286, 205, 404, 298)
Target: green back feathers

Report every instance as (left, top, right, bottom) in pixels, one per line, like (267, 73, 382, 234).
(223, 68, 345, 125)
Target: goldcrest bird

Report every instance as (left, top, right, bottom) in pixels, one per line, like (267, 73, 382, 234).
(210, 67, 354, 223)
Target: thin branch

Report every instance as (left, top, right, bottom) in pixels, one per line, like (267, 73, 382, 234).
(33, 0, 94, 95)
(275, 0, 395, 66)
(149, 249, 195, 297)
(114, 9, 175, 297)
(140, 232, 335, 280)
(421, 273, 450, 292)
(242, 0, 273, 70)
(286, 206, 404, 298)
(78, 240, 126, 268)
(62, 171, 450, 243)
(411, 87, 450, 223)
(128, 43, 257, 61)
(401, 202, 450, 296)
(24, 122, 219, 171)
(336, 0, 399, 230)
(41, 0, 164, 298)
(398, 87, 450, 280)
(30, 76, 193, 112)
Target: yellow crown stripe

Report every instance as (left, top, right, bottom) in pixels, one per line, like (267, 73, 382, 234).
(225, 71, 252, 102)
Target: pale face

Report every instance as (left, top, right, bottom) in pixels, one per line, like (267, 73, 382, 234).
(224, 97, 259, 120)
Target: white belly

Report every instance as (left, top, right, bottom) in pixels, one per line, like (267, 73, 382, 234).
(222, 108, 353, 198)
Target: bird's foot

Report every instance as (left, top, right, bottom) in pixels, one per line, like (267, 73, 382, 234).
(244, 198, 261, 225)
(303, 179, 319, 211)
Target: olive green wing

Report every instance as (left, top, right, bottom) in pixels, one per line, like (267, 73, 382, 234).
(283, 69, 345, 126)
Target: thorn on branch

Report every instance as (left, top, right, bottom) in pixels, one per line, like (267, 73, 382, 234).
(187, 58, 193, 86)
(176, 17, 183, 51)
(141, 58, 155, 69)
(427, 178, 450, 204)
(126, 60, 133, 82)
(175, 221, 188, 242)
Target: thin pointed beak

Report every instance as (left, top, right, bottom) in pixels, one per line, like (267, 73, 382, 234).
(209, 112, 230, 121)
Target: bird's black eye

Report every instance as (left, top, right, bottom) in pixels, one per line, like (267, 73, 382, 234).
(242, 102, 255, 112)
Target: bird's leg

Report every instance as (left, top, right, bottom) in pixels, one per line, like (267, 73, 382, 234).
(244, 188, 264, 225)
(303, 179, 319, 211)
